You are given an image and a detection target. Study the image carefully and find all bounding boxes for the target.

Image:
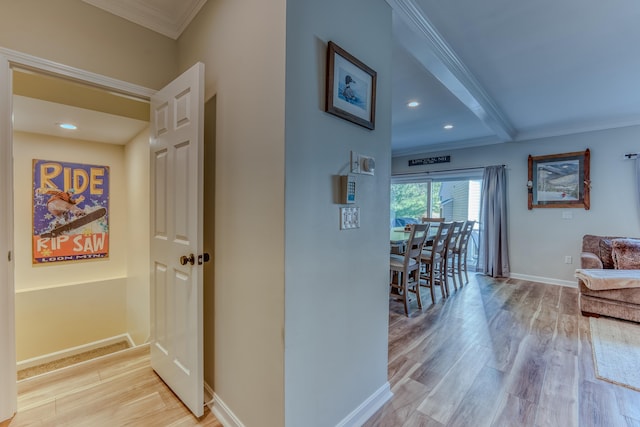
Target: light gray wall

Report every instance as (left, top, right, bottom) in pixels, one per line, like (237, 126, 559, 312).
(393, 125, 640, 285)
(180, 1, 393, 424)
(284, 1, 392, 426)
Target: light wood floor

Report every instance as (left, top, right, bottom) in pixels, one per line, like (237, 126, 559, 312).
(365, 274, 640, 427)
(5, 345, 221, 426)
(5, 274, 640, 426)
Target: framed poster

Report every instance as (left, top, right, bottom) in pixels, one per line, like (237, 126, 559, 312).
(32, 159, 110, 264)
(527, 149, 590, 210)
(325, 41, 377, 130)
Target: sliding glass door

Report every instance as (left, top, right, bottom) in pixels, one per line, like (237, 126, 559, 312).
(390, 181, 438, 226)
(391, 172, 482, 268)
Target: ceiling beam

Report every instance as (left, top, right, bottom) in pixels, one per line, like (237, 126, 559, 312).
(388, 0, 516, 142)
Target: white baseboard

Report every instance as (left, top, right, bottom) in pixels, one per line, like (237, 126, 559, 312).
(509, 273, 577, 288)
(210, 391, 246, 427)
(205, 382, 392, 427)
(16, 333, 135, 370)
(204, 381, 214, 408)
(335, 382, 393, 427)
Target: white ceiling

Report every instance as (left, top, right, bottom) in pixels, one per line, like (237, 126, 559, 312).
(14, 0, 640, 155)
(13, 96, 148, 145)
(390, 0, 640, 155)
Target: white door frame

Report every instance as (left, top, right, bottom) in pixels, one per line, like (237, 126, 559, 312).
(0, 47, 155, 422)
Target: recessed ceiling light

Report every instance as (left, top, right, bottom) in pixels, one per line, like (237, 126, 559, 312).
(58, 123, 77, 130)
(407, 101, 420, 108)
(443, 124, 454, 130)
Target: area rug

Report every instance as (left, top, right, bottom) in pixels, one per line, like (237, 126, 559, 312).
(17, 340, 130, 381)
(590, 317, 640, 391)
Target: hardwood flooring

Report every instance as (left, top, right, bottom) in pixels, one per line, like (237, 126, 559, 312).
(5, 274, 639, 426)
(5, 345, 221, 427)
(365, 274, 640, 427)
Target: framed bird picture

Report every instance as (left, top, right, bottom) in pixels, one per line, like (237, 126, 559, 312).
(325, 41, 377, 130)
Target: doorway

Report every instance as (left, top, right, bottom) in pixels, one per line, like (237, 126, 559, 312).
(2, 52, 215, 422)
(12, 67, 152, 376)
(0, 49, 156, 420)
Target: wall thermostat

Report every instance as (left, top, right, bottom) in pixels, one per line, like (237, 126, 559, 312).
(361, 156, 375, 175)
(350, 151, 375, 176)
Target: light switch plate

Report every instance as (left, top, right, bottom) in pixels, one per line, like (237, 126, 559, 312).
(340, 207, 360, 230)
(350, 151, 360, 174)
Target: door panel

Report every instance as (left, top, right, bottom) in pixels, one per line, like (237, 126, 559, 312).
(150, 62, 204, 417)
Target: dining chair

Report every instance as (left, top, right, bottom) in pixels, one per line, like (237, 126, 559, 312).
(444, 221, 465, 294)
(452, 220, 476, 285)
(419, 221, 454, 303)
(390, 223, 430, 316)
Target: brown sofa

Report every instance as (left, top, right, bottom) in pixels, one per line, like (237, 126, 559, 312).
(578, 234, 640, 323)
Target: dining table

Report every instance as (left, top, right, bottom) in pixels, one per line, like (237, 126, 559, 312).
(390, 227, 412, 246)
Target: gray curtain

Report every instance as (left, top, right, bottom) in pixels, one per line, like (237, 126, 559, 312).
(479, 165, 510, 277)
(636, 157, 640, 214)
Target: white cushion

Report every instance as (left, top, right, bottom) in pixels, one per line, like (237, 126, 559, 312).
(390, 254, 417, 269)
(421, 250, 441, 262)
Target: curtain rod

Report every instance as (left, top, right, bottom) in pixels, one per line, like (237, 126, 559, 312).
(624, 153, 638, 159)
(392, 164, 505, 176)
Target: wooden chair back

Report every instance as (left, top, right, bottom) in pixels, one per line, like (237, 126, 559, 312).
(430, 222, 454, 258)
(447, 221, 465, 253)
(457, 220, 476, 253)
(390, 223, 430, 315)
(404, 223, 430, 263)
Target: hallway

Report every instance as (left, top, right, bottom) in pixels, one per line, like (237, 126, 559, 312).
(7, 345, 220, 426)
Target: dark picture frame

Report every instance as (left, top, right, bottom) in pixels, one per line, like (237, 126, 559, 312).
(527, 149, 590, 210)
(325, 41, 377, 130)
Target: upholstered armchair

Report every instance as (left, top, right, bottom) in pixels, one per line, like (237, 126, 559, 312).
(577, 234, 640, 323)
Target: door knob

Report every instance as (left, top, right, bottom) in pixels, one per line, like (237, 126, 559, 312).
(180, 254, 195, 265)
(198, 253, 211, 265)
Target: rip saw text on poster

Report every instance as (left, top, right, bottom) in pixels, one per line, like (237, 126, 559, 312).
(32, 159, 110, 264)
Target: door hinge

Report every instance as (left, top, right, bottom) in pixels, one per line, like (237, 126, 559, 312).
(8, 251, 11, 261)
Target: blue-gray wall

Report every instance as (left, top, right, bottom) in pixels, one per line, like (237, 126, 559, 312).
(394, 125, 640, 285)
(285, 0, 393, 425)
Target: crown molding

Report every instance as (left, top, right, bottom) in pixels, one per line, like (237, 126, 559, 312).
(515, 117, 640, 143)
(82, 0, 207, 40)
(392, 135, 502, 157)
(391, 116, 640, 158)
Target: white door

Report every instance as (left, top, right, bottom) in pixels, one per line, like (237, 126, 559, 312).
(0, 51, 17, 424)
(150, 62, 205, 417)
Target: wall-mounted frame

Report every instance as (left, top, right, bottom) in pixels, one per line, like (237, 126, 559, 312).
(528, 149, 590, 210)
(325, 41, 377, 130)
(33, 159, 110, 263)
